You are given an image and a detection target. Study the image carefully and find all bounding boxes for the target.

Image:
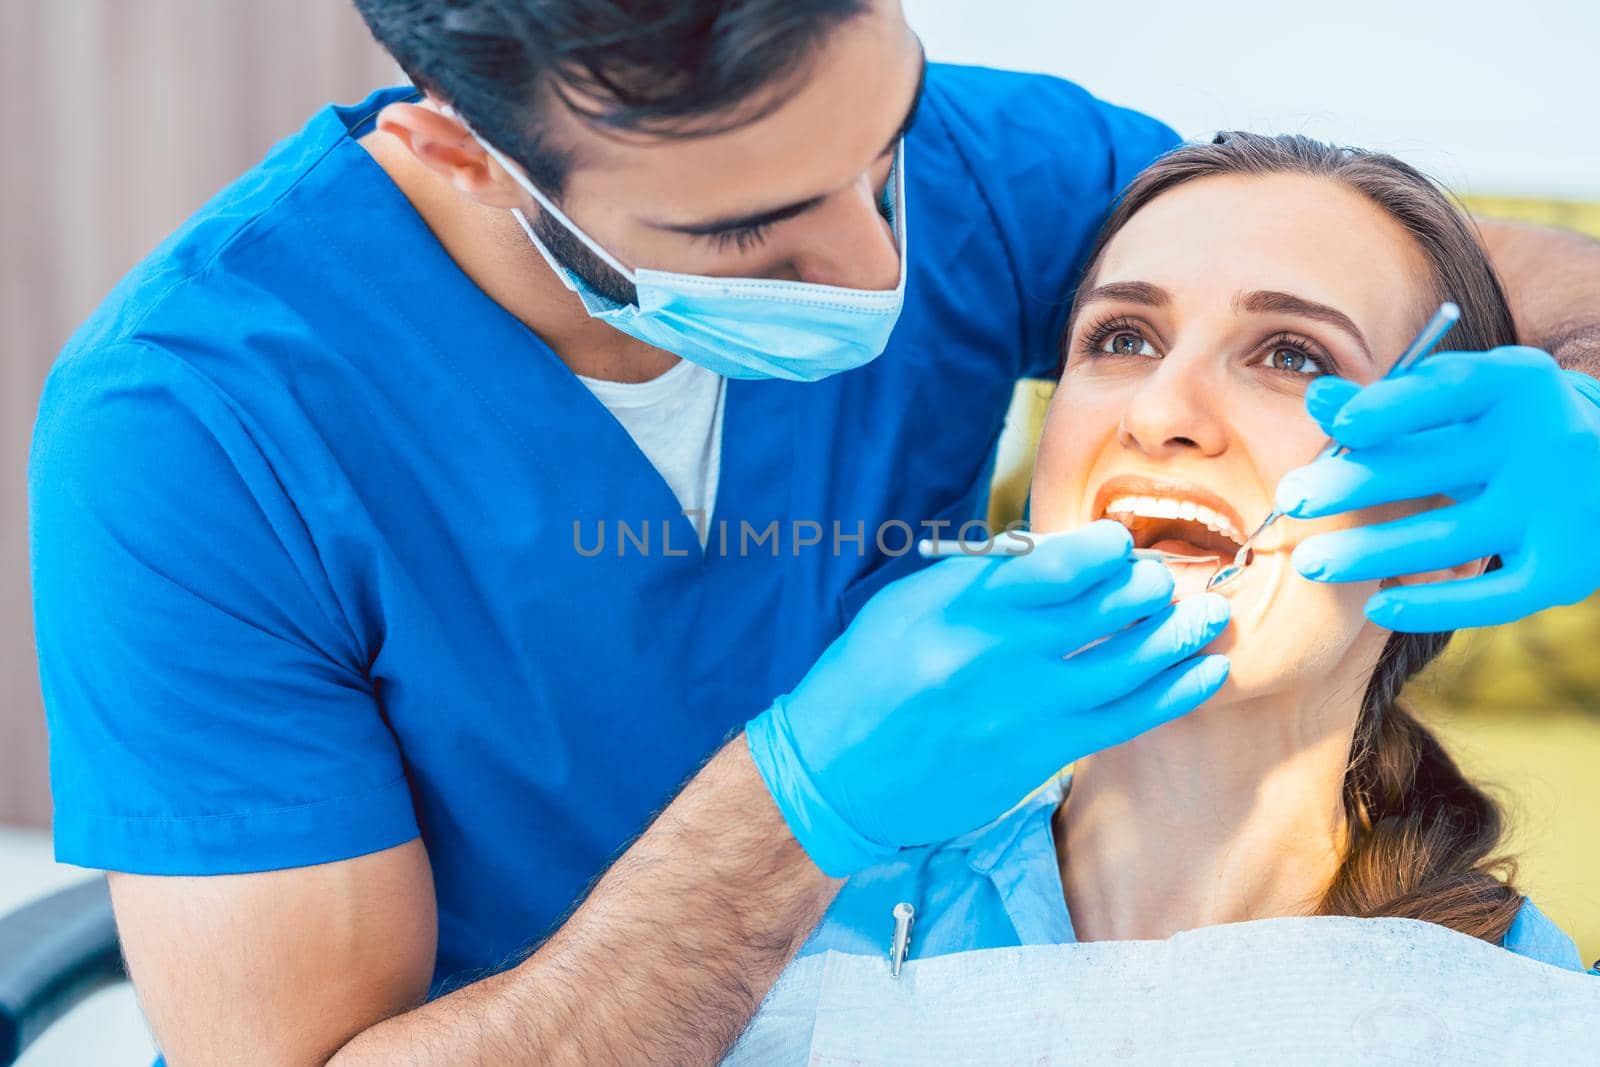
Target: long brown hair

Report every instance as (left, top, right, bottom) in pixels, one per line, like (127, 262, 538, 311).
(1068, 132, 1524, 943)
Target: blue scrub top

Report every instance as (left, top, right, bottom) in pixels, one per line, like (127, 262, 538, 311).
(30, 65, 1178, 993)
(801, 776, 1586, 972)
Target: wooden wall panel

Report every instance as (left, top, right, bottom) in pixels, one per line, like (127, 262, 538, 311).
(0, 1, 398, 827)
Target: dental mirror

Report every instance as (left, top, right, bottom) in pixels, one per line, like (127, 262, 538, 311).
(1205, 301, 1461, 594)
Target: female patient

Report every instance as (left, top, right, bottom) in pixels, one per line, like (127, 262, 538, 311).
(800, 132, 1581, 968)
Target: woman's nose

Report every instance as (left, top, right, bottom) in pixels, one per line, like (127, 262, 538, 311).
(1117, 359, 1229, 458)
(791, 176, 900, 291)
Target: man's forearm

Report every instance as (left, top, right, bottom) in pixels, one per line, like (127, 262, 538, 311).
(1477, 217, 1600, 378)
(330, 738, 838, 1066)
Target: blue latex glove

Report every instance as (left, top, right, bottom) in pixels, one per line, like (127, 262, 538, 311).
(746, 521, 1231, 877)
(1276, 346, 1600, 633)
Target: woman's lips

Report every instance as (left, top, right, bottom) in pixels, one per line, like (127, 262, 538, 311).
(1126, 517, 1242, 558)
(1094, 488, 1251, 560)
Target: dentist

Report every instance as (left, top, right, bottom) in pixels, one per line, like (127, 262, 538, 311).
(28, 1, 1600, 1064)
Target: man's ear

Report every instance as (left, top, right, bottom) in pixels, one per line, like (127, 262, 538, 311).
(374, 99, 527, 210)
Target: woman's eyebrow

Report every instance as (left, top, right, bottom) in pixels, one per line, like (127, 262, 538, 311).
(1077, 281, 1172, 308)
(1237, 290, 1373, 361)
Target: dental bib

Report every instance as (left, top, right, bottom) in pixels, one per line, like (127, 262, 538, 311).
(725, 916, 1597, 1065)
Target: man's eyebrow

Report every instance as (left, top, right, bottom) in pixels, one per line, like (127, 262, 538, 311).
(1237, 290, 1372, 359)
(653, 47, 928, 238)
(1077, 281, 1173, 308)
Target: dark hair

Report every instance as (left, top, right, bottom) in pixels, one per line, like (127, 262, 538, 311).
(1069, 132, 1524, 945)
(351, 0, 868, 199)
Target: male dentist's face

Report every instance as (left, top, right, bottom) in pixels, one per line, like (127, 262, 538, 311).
(503, 0, 922, 302)
(1031, 173, 1459, 699)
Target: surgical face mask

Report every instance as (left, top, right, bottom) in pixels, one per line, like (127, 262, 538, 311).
(467, 122, 909, 382)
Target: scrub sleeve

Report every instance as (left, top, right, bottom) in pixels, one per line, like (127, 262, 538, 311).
(31, 342, 418, 874)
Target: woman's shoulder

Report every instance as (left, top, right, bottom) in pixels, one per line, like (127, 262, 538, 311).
(1502, 898, 1585, 972)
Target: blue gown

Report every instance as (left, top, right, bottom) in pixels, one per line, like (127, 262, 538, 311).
(802, 775, 1585, 972)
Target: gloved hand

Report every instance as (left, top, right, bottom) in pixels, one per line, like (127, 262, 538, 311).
(1275, 346, 1600, 633)
(746, 521, 1231, 878)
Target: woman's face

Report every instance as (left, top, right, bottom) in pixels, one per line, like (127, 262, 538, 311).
(1033, 172, 1452, 699)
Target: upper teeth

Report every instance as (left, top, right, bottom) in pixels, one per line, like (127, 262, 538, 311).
(1103, 494, 1242, 542)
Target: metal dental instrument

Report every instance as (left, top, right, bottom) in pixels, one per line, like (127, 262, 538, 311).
(889, 902, 916, 979)
(1205, 301, 1463, 594)
(916, 538, 1218, 565)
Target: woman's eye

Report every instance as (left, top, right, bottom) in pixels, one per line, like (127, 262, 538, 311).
(1268, 346, 1325, 375)
(1099, 331, 1156, 357)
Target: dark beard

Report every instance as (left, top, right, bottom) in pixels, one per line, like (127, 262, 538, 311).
(530, 209, 639, 308)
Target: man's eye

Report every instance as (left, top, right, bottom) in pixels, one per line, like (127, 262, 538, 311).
(1099, 331, 1156, 357)
(709, 223, 773, 253)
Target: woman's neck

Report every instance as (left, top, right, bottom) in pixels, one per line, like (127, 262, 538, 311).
(1056, 688, 1359, 942)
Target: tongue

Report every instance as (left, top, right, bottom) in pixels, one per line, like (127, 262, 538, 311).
(1149, 537, 1217, 561)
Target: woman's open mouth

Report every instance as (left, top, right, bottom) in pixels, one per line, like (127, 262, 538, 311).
(1093, 478, 1249, 562)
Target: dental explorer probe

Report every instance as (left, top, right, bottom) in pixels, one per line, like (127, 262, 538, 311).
(916, 537, 1218, 565)
(1204, 301, 1462, 593)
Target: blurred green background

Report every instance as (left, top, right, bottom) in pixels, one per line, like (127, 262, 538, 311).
(992, 193, 1600, 965)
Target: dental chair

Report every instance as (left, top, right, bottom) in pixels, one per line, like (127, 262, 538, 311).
(0, 878, 125, 1065)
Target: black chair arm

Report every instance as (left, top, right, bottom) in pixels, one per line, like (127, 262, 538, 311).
(0, 877, 126, 1065)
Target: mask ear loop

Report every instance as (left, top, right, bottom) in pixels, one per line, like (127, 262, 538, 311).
(441, 105, 640, 284)
(883, 138, 908, 286)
